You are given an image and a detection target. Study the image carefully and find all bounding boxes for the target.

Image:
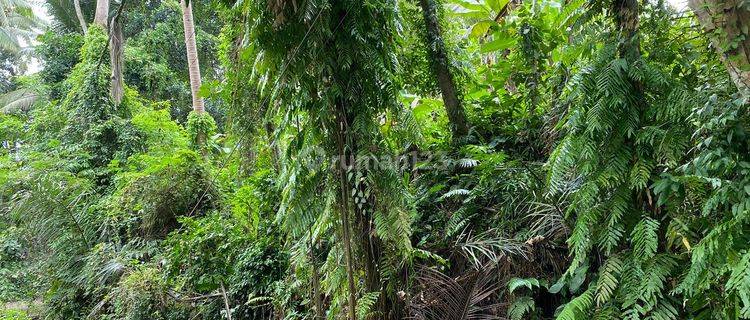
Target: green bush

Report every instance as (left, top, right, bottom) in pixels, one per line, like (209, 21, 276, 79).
(164, 212, 250, 292)
(186, 111, 217, 150)
(0, 114, 23, 144)
(110, 266, 190, 320)
(228, 236, 288, 319)
(36, 31, 84, 100)
(107, 149, 218, 239)
(0, 310, 31, 320)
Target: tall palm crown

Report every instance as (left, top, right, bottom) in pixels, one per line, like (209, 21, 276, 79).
(45, 0, 94, 32)
(0, 0, 44, 52)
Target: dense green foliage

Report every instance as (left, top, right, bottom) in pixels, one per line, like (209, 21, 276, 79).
(1, 0, 750, 319)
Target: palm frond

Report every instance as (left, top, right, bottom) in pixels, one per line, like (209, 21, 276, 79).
(410, 266, 502, 320)
(0, 88, 40, 113)
(0, 27, 21, 51)
(45, 0, 95, 32)
(455, 229, 528, 269)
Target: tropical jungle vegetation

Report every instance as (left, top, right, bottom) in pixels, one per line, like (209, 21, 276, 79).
(0, 0, 749, 318)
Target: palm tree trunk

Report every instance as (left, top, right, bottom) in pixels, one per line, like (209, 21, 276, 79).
(180, 0, 205, 113)
(110, 14, 124, 105)
(93, 0, 109, 28)
(73, 0, 88, 34)
(419, 0, 469, 142)
(689, 0, 750, 97)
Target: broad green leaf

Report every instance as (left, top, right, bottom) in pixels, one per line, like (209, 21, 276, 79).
(548, 280, 565, 294)
(470, 20, 496, 38)
(481, 33, 516, 53)
(449, 0, 490, 12)
(487, 0, 510, 12)
(412, 98, 442, 119)
(453, 10, 491, 19)
(466, 88, 490, 99)
(509, 277, 541, 293)
(569, 264, 588, 293)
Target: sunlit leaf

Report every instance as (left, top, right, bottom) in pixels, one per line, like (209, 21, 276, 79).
(480, 33, 516, 53)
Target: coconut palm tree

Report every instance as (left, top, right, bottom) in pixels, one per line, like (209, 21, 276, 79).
(0, 0, 43, 52)
(180, 0, 204, 113)
(0, 0, 44, 113)
(45, 0, 95, 32)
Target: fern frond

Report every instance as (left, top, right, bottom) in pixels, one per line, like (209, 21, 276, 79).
(508, 296, 535, 320)
(631, 217, 659, 262)
(596, 256, 623, 306)
(557, 284, 595, 320)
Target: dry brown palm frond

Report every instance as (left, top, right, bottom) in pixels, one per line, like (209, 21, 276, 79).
(527, 189, 572, 240)
(409, 266, 503, 320)
(267, 0, 298, 26)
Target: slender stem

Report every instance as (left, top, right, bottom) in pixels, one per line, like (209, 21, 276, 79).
(335, 112, 358, 320)
(220, 282, 233, 320)
(309, 229, 324, 319)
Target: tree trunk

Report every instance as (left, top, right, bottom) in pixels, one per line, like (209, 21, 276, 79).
(334, 111, 358, 320)
(73, 0, 87, 34)
(333, 98, 394, 319)
(110, 15, 124, 105)
(614, 0, 641, 63)
(180, 0, 205, 113)
(418, 0, 470, 142)
(689, 0, 750, 97)
(309, 230, 324, 319)
(93, 0, 109, 28)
